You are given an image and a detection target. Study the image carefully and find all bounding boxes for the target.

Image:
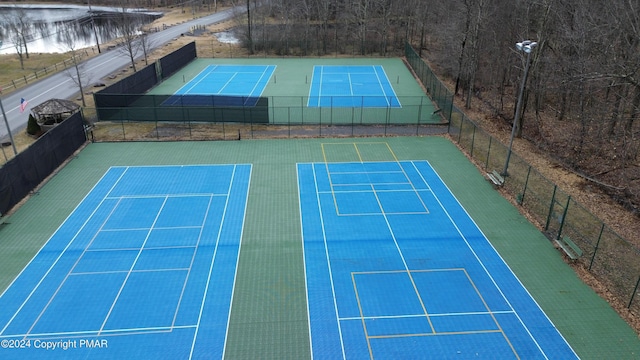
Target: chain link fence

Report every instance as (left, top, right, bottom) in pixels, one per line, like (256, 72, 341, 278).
(84, 106, 447, 141)
(405, 42, 640, 315)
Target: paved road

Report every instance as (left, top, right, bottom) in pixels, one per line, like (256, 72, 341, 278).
(0, 5, 244, 141)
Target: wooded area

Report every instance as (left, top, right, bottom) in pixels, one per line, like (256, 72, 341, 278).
(3, 0, 639, 216)
(232, 0, 640, 217)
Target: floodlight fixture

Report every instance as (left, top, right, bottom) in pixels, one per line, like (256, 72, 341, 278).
(516, 40, 538, 53)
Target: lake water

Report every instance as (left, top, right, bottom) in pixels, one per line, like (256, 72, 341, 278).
(0, 4, 162, 54)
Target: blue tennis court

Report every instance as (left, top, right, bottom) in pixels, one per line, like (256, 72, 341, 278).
(298, 160, 578, 359)
(0, 165, 250, 359)
(163, 64, 275, 106)
(308, 65, 401, 108)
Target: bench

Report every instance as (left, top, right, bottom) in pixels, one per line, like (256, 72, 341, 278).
(555, 236, 583, 260)
(486, 170, 504, 187)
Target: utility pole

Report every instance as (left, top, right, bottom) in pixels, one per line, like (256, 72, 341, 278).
(0, 98, 18, 156)
(88, 0, 101, 53)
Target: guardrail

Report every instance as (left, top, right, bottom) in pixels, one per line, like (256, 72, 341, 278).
(0, 50, 89, 94)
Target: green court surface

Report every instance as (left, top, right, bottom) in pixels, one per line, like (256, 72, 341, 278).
(148, 58, 435, 125)
(149, 58, 424, 99)
(0, 137, 638, 359)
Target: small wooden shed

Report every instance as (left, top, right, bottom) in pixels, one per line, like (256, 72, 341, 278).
(31, 99, 80, 128)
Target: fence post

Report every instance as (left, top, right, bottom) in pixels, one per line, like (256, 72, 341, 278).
(589, 223, 605, 271)
(544, 185, 557, 231)
(288, 107, 291, 138)
(485, 137, 492, 170)
(384, 106, 390, 137)
(470, 125, 476, 158)
(519, 166, 532, 205)
(555, 196, 571, 240)
(250, 114, 254, 139)
(416, 97, 423, 135)
(628, 275, 640, 309)
(351, 108, 355, 137)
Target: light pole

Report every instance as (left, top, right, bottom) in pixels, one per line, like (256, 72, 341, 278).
(502, 40, 537, 177)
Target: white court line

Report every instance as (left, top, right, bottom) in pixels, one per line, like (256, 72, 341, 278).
(307, 66, 320, 107)
(171, 194, 215, 329)
(371, 65, 391, 107)
(374, 65, 402, 108)
(24, 196, 127, 337)
(327, 170, 404, 175)
(105, 193, 219, 200)
(98, 225, 203, 231)
(298, 165, 315, 359)
(0, 167, 118, 300)
(326, 163, 430, 215)
(363, 165, 434, 335)
(220, 165, 252, 359)
(98, 196, 171, 335)
(245, 65, 275, 102)
(2, 165, 251, 346)
(217, 72, 240, 95)
(348, 73, 354, 96)
(312, 163, 347, 359)
(84, 244, 198, 253)
(412, 161, 567, 358)
(71, 268, 191, 276)
(189, 165, 236, 360)
(1, 167, 131, 337)
(339, 309, 516, 322)
(174, 65, 219, 95)
(2, 324, 197, 340)
(319, 188, 421, 194)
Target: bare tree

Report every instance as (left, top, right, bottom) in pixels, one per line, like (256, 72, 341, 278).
(87, 0, 102, 53)
(10, 6, 31, 59)
(2, 7, 33, 68)
(115, 2, 143, 72)
(60, 22, 92, 107)
(138, 32, 157, 66)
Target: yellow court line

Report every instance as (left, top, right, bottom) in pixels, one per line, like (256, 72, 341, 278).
(461, 268, 520, 359)
(321, 142, 396, 163)
(383, 142, 400, 162)
(351, 269, 436, 340)
(321, 143, 340, 215)
(351, 272, 375, 359)
(351, 267, 520, 359)
(353, 143, 364, 162)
